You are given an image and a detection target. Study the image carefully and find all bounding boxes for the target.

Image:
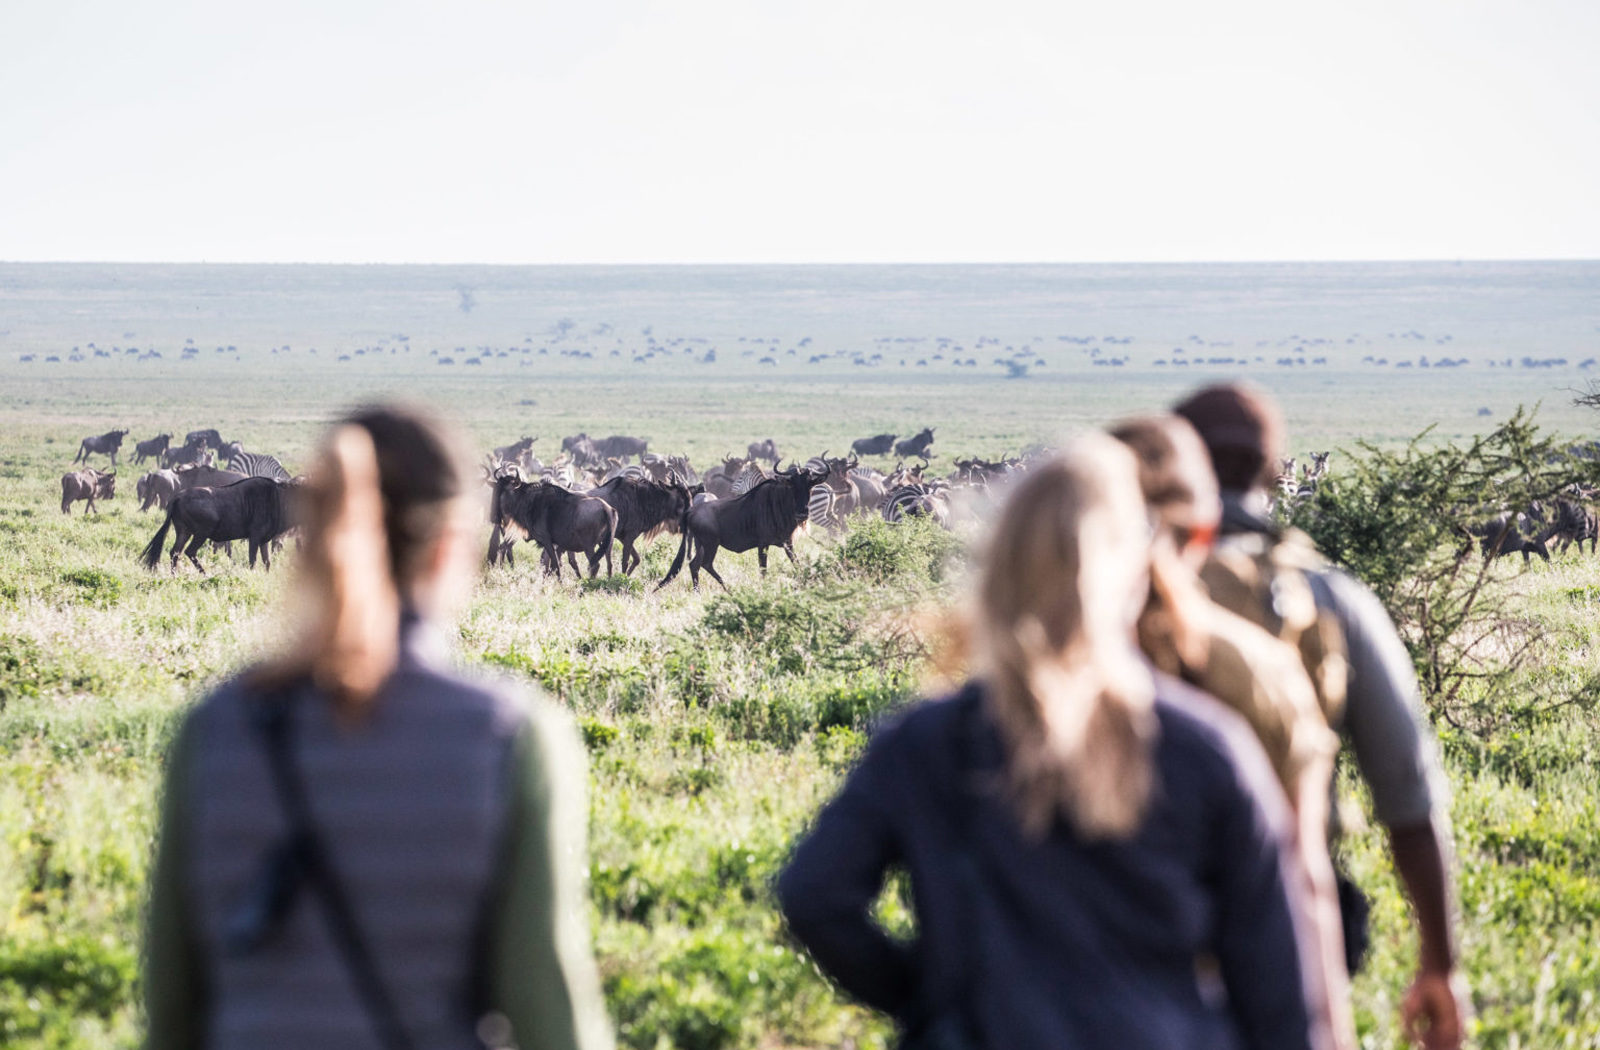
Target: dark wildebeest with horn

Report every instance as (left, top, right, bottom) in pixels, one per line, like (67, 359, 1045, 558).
(747, 438, 781, 466)
(487, 474, 616, 579)
(74, 429, 129, 468)
(185, 428, 227, 451)
(851, 433, 897, 457)
(656, 464, 828, 591)
(132, 433, 172, 465)
(60, 468, 116, 514)
(893, 427, 936, 459)
(140, 477, 296, 572)
(590, 474, 693, 575)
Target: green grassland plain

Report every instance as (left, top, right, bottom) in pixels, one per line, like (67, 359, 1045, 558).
(4, 262, 1600, 1048)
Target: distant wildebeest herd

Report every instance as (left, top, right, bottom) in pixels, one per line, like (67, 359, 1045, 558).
(60, 426, 1600, 589)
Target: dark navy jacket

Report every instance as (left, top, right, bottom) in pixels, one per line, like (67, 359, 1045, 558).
(777, 678, 1320, 1050)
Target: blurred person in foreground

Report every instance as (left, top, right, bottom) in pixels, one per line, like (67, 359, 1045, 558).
(1174, 383, 1465, 1050)
(778, 435, 1331, 1050)
(1112, 414, 1352, 1050)
(142, 405, 613, 1050)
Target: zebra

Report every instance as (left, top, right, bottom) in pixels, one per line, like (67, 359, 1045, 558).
(881, 483, 949, 526)
(225, 449, 292, 482)
(808, 485, 843, 532)
(729, 461, 771, 496)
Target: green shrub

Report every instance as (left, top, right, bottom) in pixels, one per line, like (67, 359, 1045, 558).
(581, 718, 621, 751)
(58, 567, 122, 607)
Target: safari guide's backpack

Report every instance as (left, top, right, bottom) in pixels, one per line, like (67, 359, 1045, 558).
(1200, 526, 1348, 731)
(1200, 525, 1371, 972)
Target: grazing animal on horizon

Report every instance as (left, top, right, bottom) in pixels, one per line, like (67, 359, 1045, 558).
(487, 474, 617, 579)
(590, 475, 693, 575)
(137, 469, 180, 511)
(656, 465, 828, 591)
(893, 427, 936, 459)
(140, 477, 295, 572)
(61, 468, 116, 514)
(133, 433, 171, 465)
(73, 429, 129, 468)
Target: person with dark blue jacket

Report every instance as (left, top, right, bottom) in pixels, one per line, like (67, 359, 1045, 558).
(778, 435, 1333, 1050)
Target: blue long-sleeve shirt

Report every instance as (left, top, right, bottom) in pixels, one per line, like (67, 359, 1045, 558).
(778, 678, 1325, 1050)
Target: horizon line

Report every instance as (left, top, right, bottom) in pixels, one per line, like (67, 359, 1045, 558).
(3, 255, 1600, 268)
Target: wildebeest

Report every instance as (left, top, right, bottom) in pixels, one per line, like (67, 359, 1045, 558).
(563, 432, 648, 461)
(656, 465, 828, 590)
(137, 469, 180, 511)
(851, 433, 897, 457)
(60, 468, 116, 514)
(162, 441, 213, 469)
(133, 433, 172, 465)
(73, 429, 129, 468)
(140, 477, 295, 573)
(1538, 499, 1599, 555)
(1468, 511, 1550, 564)
(487, 475, 617, 579)
(492, 436, 537, 465)
(185, 428, 227, 450)
(747, 438, 781, 465)
(174, 463, 249, 490)
(893, 427, 936, 459)
(590, 475, 693, 575)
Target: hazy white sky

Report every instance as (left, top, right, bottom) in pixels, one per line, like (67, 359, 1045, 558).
(2, 0, 1596, 264)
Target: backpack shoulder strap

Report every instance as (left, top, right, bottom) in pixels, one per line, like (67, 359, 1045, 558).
(248, 688, 420, 1050)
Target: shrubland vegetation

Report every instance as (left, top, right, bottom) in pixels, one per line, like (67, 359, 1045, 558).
(5, 374, 1600, 1047)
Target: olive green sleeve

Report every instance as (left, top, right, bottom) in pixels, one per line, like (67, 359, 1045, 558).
(142, 712, 207, 1050)
(489, 706, 615, 1050)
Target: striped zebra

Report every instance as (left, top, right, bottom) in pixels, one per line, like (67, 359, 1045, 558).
(881, 483, 949, 526)
(807, 485, 843, 532)
(225, 449, 292, 481)
(729, 461, 770, 496)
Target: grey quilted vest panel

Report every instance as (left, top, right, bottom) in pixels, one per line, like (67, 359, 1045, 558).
(184, 652, 527, 1050)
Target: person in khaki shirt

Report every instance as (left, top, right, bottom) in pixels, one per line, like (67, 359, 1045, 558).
(1113, 415, 1353, 1050)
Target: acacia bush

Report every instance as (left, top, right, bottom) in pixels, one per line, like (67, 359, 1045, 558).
(1291, 409, 1600, 731)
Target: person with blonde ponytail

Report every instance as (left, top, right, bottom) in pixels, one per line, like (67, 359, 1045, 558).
(142, 405, 613, 1050)
(779, 434, 1329, 1050)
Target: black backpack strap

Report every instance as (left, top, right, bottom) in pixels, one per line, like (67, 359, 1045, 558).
(248, 688, 419, 1050)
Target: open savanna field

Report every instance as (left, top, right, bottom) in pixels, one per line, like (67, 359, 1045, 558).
(3, 261, 1600, 1049)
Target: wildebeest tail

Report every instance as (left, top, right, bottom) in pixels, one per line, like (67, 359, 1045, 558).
(141, 503, 176, 569)
(655, 511, 692, 589)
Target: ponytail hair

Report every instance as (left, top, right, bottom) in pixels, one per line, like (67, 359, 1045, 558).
(975, 435, 1158, 840)
(303, 425, 401, 708)
(254, 404, 472, 716)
